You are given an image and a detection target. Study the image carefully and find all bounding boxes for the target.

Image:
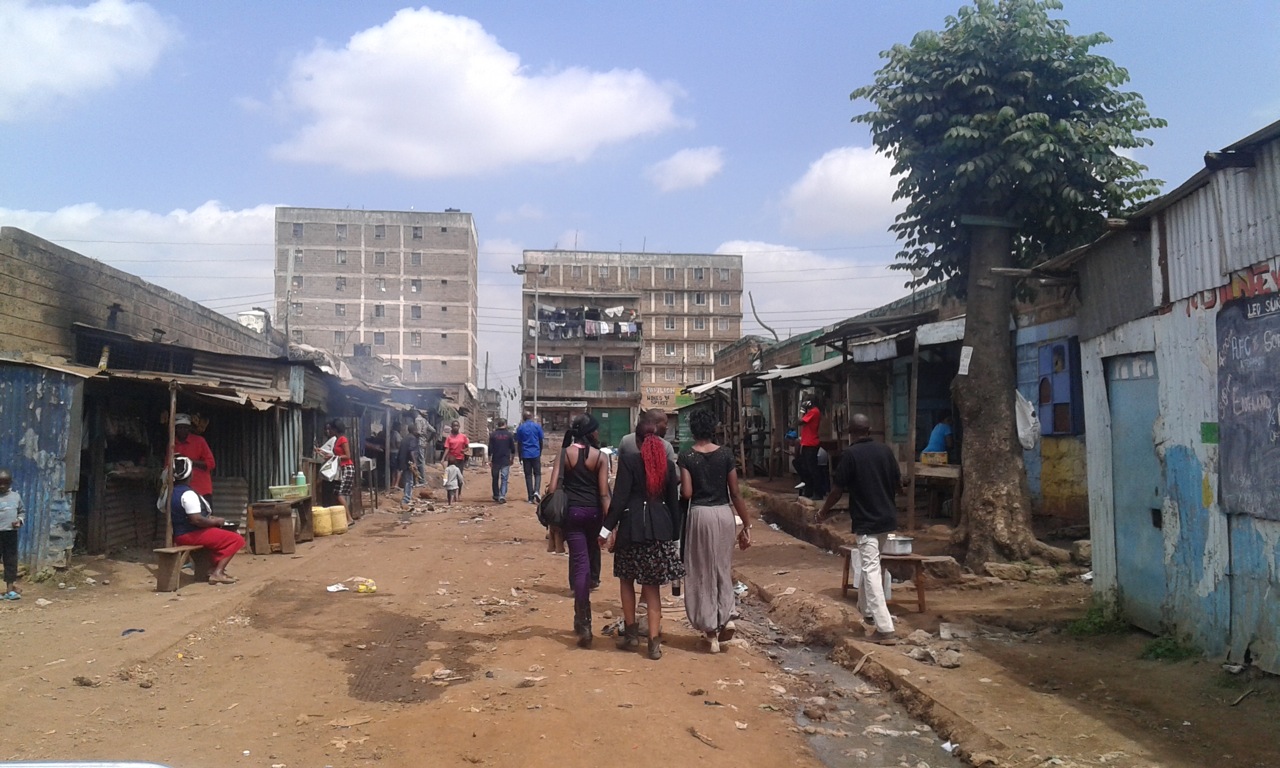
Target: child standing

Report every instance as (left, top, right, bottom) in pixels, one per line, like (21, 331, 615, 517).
(444, 463, 463, 505)
(0, 469, 26, 600)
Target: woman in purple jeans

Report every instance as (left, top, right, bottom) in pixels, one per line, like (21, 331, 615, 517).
(545, 413, 611, 647)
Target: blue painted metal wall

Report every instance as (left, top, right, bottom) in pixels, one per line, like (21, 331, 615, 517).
(0, 362, 83, 569)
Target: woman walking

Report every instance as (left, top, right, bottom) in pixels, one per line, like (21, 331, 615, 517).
(318, 420, 357, 525)
(679, 410, 753, 653)
(545, 414, 611, 647)
(600, 419, 684, 660)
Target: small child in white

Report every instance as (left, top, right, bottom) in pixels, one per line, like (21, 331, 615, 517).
(444, 463, 463, 505)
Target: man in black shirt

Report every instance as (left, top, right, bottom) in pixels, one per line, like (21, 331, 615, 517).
(487, 418, 516, 503)
(817, 413, 901, 644)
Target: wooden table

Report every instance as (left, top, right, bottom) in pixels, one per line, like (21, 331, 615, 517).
(839, 545, 930, 613)
(248, 495, 313, 554)
(903, 462, 962, 524)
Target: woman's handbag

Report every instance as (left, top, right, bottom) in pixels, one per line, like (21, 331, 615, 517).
(536, 450, 569, 528)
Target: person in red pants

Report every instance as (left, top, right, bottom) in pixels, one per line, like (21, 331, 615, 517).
(168, 457, 244, 585)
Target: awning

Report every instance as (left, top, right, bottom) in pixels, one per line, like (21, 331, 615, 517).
(0, 354, 101, 379)
(687, 375, 735, 395)
(98, 370, 289, 410)
(756, 354, 846, 381)
(916, 317, 965, 346)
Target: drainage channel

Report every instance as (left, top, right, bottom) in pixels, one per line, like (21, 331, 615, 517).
(735, 596, 965, 768)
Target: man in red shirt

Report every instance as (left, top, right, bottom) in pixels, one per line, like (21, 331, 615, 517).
(173, 413, 216, 500)
(798, 400, 822, 500)
(442, 420, 470, 494)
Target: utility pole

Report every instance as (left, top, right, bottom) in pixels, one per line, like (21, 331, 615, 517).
(511, 263, 549, 418)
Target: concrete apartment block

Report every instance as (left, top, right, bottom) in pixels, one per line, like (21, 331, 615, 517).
(520, 250, 743, 433)
(274, 207, 478, 387)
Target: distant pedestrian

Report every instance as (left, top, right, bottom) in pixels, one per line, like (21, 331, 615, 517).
(798, 399, 822, 499)
(398, 424, 421, 506)
(168, 457, 244, 586)
(601, 418, 684, 660)
(678, 410, 752, 653)
(487, 418, 516, 503)
(816, 413, 902, 645)
(618, 408, 677, 462)
(514, 411, 545, 503)
(173, 413, 215, 501)
(0, 469, 25, 600)
(318, 420, 356, 525)
(442, 421, 470, 493)
(444, 463, 463, 505)
(413, 409, 436, 475)
(544, 413, 611, 648)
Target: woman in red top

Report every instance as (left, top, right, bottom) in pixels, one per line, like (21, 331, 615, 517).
(319, 420, 357, 525)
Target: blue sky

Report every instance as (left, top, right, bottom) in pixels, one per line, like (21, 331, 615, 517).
(2, 0, 1278, 394)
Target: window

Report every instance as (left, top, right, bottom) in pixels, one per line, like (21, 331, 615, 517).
(334, 330, 345, 345)
(711, 343, 720, 357)
(411, 332, 422, 347)
(291, 275, 303, 289)
(695, 368, 706, 383)
(664, 267, 675, 281)
(336, 250, 347, 265)
(335, 304, 346, 316)
(572, 265, 583, 278)
(664, 317, 676, 330)
(440, 226, 448, 233)
(374, 251, 386, 266)
(719, 292, 730, 307)
(411, 305, 422, 319)
(441, 279, 448, 285)
(694, 292, 707, 306)
(440, 360, 448, 366)
(440, 305, 448, 312)
(598, 266, 609, 279)
(374, 224, 385, 239)
(693, 317, 706, 330)
(412, 225, 423, 240)
(694, 267, 704, 280)
(716, 317, 730, 331)
(291, 223, 303, 238)
(411, 252, 423, 266)
(665, 368, 677, 381)
(663, 292, 675, 306)
(293, 250, 303, 265)
(290, 302, 302, 316)
(664, 342, 676, 357)
(628, 266, 640, 280)
(543, 368, 563, 379)
(335, 277, 346, 291)
(440, 333, 448, 339)
(410, 279, 422, 293)
(374, 304, 385, 318)
(717, 268, 730, 281)
(336, 223, 347, 240)
(410, 360, 421, 380)
(373, 332, 385, 345)
(291, 330, 303, 343)
(695, 343, 707, 357)
(375, 277, 386, 292)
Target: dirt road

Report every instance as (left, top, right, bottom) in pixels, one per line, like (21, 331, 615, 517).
(0, 467, 949, 767)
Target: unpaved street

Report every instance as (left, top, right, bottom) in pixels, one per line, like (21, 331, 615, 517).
(0, 473, 953, 768)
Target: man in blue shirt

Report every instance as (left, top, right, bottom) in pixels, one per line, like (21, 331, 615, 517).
(922, 413, 954, 458)
(514, 411, 545, 503)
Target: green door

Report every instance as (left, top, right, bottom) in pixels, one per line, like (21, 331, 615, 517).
(596, 407, 630, 448)
(584, 357, 601, 391)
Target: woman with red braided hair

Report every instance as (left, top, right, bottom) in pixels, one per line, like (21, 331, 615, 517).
(600, 417, 684, 660)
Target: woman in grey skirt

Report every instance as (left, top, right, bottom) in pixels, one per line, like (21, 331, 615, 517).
(678, 409, 753, 653)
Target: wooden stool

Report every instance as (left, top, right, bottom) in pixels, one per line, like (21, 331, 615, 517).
(839, 545, 929, 613)
(153, 545, 211, 592)
(249, 502, 296, 555)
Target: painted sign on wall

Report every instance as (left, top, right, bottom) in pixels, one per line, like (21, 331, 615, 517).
(1217, 295, 1280, 520)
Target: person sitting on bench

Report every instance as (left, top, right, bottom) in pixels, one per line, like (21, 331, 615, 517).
(169, 456, 244, 585)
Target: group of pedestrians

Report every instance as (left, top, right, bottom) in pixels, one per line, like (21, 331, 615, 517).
(539, 408, 753, 660)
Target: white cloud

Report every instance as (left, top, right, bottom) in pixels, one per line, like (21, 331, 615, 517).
(0, 0, 176, 121)
(717, 239, 912, 340)
(644, 146, 724, 192)
(493, 204, 544, 224)
(272, 7, 685, 178)
(781, 146, 901, 237)
(0, 202, 277, 315)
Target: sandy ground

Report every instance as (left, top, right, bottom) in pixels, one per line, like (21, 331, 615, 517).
(0, 463, 1276, 768)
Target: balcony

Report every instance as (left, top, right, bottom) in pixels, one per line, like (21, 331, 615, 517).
(528, 370, 640, 402)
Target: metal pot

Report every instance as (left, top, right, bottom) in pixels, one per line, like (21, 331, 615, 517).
(884, 535, 914, 555)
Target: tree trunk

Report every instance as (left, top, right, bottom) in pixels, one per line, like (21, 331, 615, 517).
(951, 223, 1039, 570)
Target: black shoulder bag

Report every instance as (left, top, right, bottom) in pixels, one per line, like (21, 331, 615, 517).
(537, 448, 570, 528)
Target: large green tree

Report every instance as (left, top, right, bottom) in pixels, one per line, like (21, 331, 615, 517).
(852, 0, 1164, 567)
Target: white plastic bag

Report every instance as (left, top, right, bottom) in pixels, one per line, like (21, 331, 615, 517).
(1015, 389, 1040, 450)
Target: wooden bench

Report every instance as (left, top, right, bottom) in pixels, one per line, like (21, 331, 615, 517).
(248, 501, 297, 555)
(839, 545, 929, 613)
(154, 545, 212, 592)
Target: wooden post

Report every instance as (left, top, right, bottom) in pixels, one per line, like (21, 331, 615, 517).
(163, 382, 177, 548)
(906, 335, 920, 531)
(764, 378, 776, 479)
(735, 376, 749, 478)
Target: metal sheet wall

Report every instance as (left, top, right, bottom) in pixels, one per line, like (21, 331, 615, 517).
(1164, 140, 1280, 301)
(0, 363, 83, 568)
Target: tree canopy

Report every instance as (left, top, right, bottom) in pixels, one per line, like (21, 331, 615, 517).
(852, 0, 1166, 289)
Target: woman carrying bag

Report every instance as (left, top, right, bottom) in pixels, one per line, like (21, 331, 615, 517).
(600, 419, 684, 660)
(544, 414, 611, 647)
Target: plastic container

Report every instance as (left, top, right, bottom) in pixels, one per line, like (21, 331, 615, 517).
(328, 505, 349, 535)
(313, 508, 333, 537)
(269, 484, 309, 500)
(295, 471, 307, 486)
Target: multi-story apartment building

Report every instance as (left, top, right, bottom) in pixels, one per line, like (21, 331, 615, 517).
(274, 207, 478, 387)
(520, 250, 743, 444)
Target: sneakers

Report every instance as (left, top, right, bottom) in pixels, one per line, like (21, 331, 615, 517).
(866, 629, 899, 645)
(2, 590, 19, 600)
(532, 491, 542, 504)
(499, 497, 507, 504)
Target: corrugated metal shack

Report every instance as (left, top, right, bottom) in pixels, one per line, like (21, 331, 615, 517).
(1062, 119, 1280, 673)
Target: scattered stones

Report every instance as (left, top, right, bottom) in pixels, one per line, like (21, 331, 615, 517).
(935, 649, 963, 669)
(35, 598, 53, 607)
(983, 562, 1029, 581)
(905, 629, 933, 646)
(72, 675, 101, 687)
(1071, 539, 1093, 567)
(1028, 567, 1061, 584)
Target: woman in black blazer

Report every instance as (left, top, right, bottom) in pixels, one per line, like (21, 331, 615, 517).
(600, 421, 685, 660)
